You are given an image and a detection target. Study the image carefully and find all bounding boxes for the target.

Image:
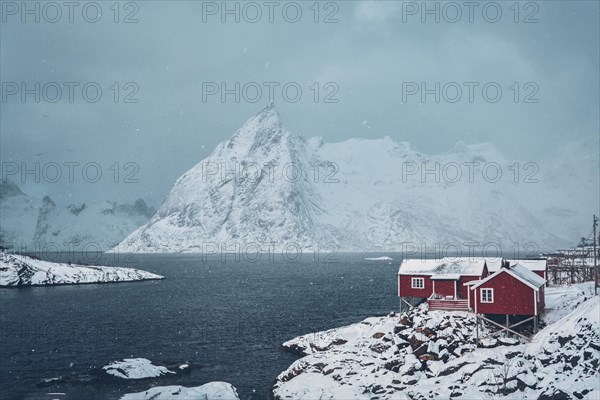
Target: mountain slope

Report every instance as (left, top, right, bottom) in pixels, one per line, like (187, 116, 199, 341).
(0, 181, 155, 251)
(116, 105, 597, 253)
(119, 104, 334, 253)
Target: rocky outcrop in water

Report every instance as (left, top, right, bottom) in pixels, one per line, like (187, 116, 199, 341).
(0, 250, 163, 287)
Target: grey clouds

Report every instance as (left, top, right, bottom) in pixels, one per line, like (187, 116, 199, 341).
(1, 0, 598, 207)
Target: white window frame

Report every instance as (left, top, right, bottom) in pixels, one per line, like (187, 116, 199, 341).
(411, 277, 425, 289)
(481, 288, 494, 303)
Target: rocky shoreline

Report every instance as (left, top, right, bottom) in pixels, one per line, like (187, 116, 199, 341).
(274, 284, 599, 399)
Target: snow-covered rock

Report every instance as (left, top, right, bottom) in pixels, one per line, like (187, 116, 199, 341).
(274, 291, 600, 399)
(103, 358, 175, 379)
(543, 282, 596, 324)
(120, 382, 240, 400)
(0, 250, 163, 286)
(365, 256, 394, 261)
(116, 105, 596, 253)
(0, 179, 155, 251)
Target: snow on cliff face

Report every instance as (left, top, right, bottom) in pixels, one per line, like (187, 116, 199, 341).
(0, 180, 155, 251)
(0, 250, 163, 286)
(117, 105, 596, 253)
(119, 104, 334, 253)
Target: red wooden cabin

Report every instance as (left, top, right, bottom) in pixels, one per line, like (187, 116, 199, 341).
(467, 261, 546, 317)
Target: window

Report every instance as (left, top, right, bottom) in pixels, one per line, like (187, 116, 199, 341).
(481, 288, 494, 303)
(411, 278, 424, 289)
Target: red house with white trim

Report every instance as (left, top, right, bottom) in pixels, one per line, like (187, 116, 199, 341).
(467, 261, 546, 317)
(398, 257, 500, 310)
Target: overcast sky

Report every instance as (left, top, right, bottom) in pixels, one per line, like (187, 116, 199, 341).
(1, 0, 598, 206)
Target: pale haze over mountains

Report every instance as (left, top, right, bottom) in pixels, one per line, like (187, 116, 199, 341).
(0, 180, 155, 251)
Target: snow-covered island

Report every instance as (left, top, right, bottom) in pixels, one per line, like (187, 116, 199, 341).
(274, 283, 599, 399)
(103, 358, 177, 380)
(365, 257, 394, 261)
(0, 250, 163, 287)
(120, 382, 240, 400)
(39, 358, 194, 390)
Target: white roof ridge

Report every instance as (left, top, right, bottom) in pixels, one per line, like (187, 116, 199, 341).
(469, 261, 546, 291)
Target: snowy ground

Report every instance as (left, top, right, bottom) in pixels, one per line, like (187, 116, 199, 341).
(274, 283, 600, 399)
(0, 251, 163, 286)
(543, 281, 596, 324)
(120, 382, 240, 400)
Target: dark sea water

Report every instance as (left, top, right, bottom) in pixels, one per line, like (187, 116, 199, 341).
(0, 252, 401, 400)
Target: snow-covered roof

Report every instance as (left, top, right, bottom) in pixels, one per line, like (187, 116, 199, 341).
(510, 262, 547, 287)
(470, 262, 546, 291)
(488, 259, 547, 273)
(398, 257, 498, 276)
(430, 274, 461, 280)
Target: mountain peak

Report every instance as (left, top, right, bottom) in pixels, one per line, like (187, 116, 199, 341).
(255, 101, 281, 126)
(238, 103, 282, 133)
(225, 104, 285, 157)
(262, 101, 276, 112)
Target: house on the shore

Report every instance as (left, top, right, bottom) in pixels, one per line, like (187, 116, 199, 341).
(398, 257, 547, 313)
(398, 257, 548, 336)
(397, 257, 501, 311)
(466, 260, 547, 334)
(467, 260, 546, 316)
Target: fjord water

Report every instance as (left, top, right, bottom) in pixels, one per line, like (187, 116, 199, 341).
(0, 253, 400, 399)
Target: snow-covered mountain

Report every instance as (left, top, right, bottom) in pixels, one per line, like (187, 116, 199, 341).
(0, 180, 155, 251)
(117, 104, 598, 253)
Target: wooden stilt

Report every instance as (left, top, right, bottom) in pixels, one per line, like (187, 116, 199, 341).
(505, 314, 509, 337)
(508, 316, 535, 329)
(401, 298, 414, 310)
(479, 315, 532, 342)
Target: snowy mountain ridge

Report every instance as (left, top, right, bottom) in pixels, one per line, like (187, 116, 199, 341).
(0, 180, 156, 251)
(117, 104, 597, 253)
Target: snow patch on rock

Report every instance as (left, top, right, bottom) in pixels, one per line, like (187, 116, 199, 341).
(120, 382, 240, 400)
(103, 358, 175, 379)
(274, 290, 600, 399)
